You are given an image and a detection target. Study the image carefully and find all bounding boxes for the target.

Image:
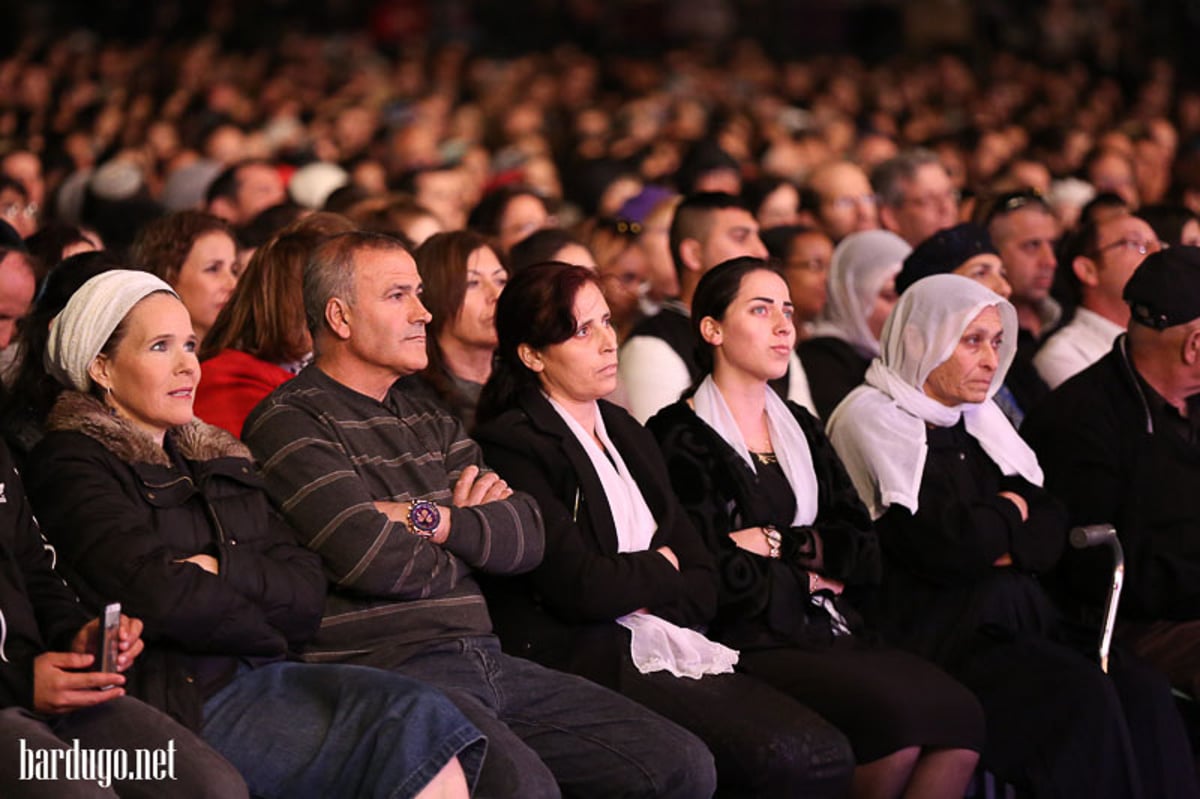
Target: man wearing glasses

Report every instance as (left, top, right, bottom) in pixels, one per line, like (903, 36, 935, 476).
(1035, 212, 1161, 388)
(801, 161, 879, 243)
(871, 149, 959, 247)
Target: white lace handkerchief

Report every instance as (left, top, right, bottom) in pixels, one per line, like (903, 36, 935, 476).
(617, 613, 739, 680)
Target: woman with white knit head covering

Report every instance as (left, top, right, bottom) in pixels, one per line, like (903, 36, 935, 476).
(799, 229, 911, 417)
(826, 274, 1198, 799)
(32, 269, 487, 799)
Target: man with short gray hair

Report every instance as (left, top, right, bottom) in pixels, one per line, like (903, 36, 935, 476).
(245, 231, 717, 799)
(871, 149, 959, 247)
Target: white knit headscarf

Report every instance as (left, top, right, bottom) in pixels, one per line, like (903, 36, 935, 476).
(809, 229, 911, 358)
(826, 274, 1043, 518)
(45, 270, 179, 392)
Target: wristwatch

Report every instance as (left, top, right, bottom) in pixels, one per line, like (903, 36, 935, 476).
(762, 525, 782, 559)
(406, 499, 441, 538)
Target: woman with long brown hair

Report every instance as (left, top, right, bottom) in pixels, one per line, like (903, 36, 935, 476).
(194, 212, 355, 435)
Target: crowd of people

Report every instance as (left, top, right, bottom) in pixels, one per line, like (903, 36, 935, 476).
(2, 9, 1200, 798)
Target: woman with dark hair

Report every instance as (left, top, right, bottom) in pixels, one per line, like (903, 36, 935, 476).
(742, 176, 800, 230)
(582, 218, 649, 344)
(467, 185, 553, 255)
(647, 257, 985, 799)
(410, 230, 508, 431)
(131, 210, 240, 343)
(473, 262, 857, 798)
(760, 224, 833, 340)
(825, 274, 1198, 799)
(194, 213, 355, 436)
(507, 227, 596, 274)
(0, 249, 126, 463)
(25, 269, 484, 799)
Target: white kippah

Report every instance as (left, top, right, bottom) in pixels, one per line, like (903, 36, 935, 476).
(45, 270, 178, 392)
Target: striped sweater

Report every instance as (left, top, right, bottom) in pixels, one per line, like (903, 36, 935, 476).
(244, 365, 544, 664)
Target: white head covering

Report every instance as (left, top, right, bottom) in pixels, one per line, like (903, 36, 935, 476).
(826, 274, 1042, 518)
(45, 270, 179, 392)
(809, 229, 911, 358)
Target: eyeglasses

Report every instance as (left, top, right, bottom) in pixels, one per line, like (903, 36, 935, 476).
(825, 194, 877, 211)
(1, 201, 37, 221)
(597, 218, 643, 238)
(1094, 238, 1160, 257)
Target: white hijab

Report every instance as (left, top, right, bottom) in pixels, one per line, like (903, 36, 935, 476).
(826, 274, 1043, 519)
(809, 230, 911, 358)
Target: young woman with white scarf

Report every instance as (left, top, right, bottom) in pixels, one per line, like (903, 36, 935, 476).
(474, 262, 857, 798)
(647, 257, 984, 799)
(825, 273, 1198, 799)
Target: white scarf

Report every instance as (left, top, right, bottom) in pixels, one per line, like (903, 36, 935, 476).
(693, 376, 819, 526)
(544, 395, 738, 678)
(809, 230, 911, 358)
(826, 274, 1043, 519)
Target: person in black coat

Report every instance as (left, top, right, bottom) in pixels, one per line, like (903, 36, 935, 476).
(648, 257, 984, 799)
(826, 273, 1198, 799)
(474, 261, 855, 798)
(0, 439, 248, 798)
(1023, 247, 1200, 699)
(25, 270, 483, 799)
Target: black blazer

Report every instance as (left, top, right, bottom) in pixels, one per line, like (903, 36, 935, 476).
(474, 389, 718, 685)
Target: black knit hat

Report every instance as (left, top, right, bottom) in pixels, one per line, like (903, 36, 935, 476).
(896, 223, 998, 295)
(1123, 246, 1200, 329)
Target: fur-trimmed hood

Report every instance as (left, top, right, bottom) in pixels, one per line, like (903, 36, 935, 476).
(44, 391, 252, 467)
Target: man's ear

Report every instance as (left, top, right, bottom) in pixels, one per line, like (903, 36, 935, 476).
(325, 297, 352, 340)
(1183, 324, 1200, 366)
(1073, 255, 1100, 288)
(87, 355, 112, 391)
(679, 238, 704, 274)
(517, 343, 544, 373)
(878, 204, 900, 235)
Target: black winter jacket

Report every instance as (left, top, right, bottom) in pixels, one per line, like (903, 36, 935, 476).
(0, 441, 90, 710)
(25, 392, 326, 729)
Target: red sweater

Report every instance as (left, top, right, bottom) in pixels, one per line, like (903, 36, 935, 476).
(196, 349, 294, 437)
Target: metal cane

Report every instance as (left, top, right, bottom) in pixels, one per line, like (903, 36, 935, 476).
(1069, 524, 1124, 674)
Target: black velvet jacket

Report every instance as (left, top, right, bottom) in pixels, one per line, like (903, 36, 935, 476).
(647, 398, 881, 651)
(872, 420, 1067, 668)
(474, 390, 718, 686)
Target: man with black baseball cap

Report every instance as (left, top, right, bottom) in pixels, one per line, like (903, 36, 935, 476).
(1023, 246, 1200, 699)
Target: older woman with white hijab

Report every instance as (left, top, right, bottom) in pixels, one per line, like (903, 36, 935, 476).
(800, 229, 910, 418)
(826, 273, 1198, 799)
(474, 262, 858, 798)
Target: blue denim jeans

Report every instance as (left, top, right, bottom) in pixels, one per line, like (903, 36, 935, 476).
(201, 661, 486, 799)
(372, 635, 717, 799)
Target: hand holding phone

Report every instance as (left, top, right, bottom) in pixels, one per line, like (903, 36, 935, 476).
(97, 602, 120, 687)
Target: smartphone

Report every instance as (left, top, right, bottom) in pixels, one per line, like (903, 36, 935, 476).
(97, 602, 120, 677)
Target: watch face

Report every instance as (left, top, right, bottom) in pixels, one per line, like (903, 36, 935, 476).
(410, 500, 441, 534)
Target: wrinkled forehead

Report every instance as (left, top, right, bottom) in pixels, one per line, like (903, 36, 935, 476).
(882, 274, 1017, 383)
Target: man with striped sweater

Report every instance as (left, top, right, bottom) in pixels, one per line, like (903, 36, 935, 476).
(244, 231, 716, 799)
